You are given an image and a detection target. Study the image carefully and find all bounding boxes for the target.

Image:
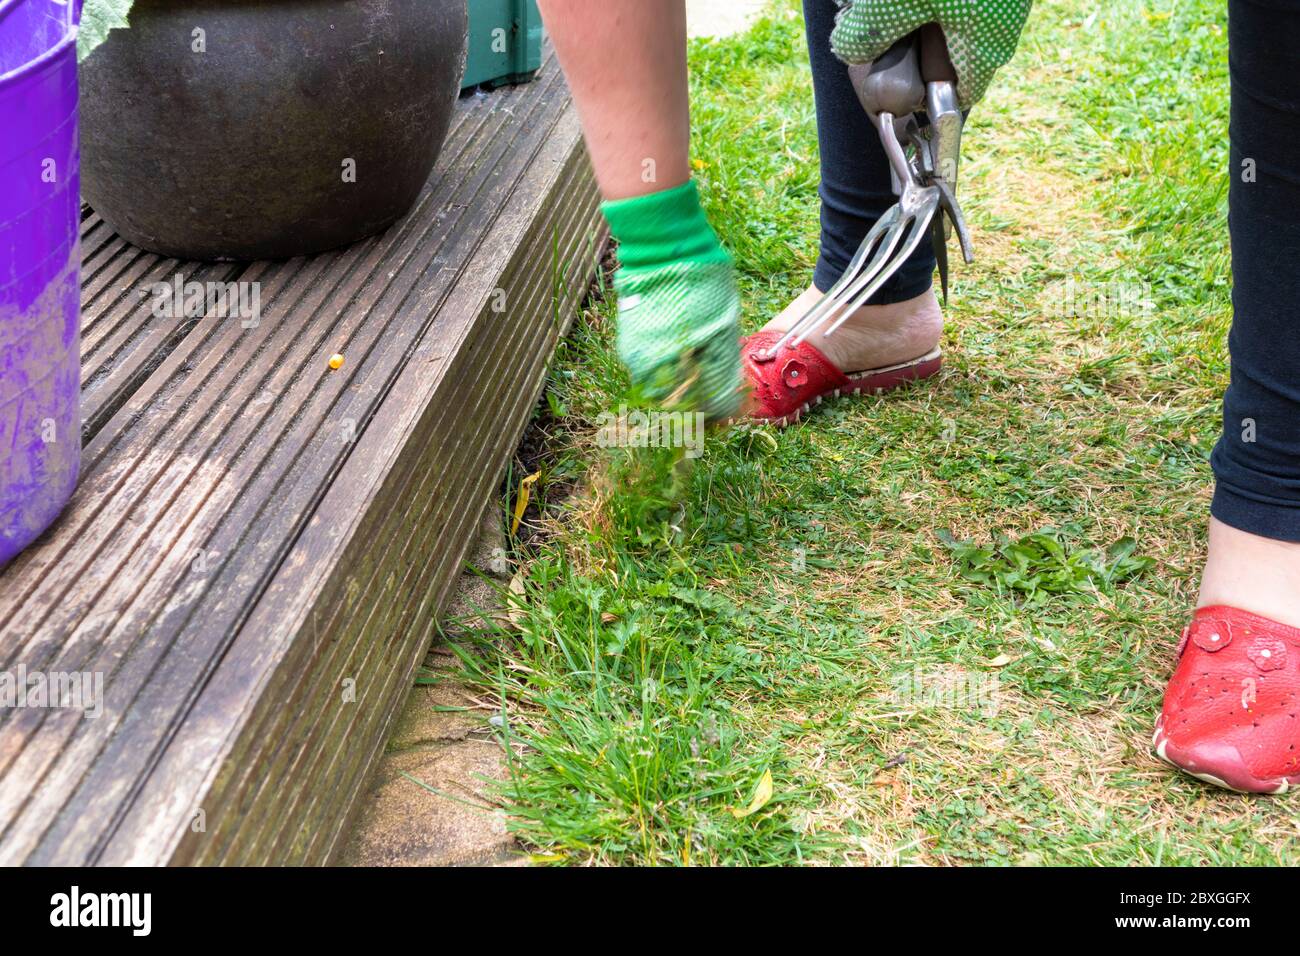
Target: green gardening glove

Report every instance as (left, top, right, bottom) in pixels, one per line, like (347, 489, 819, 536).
(602, 180, 742, 421)
(831, 0, 1032, 109)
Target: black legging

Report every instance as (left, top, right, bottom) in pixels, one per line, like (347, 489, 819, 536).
(1210, 0, 1300, 542)
(805, 0, 1300, 542)
(803, 0, 935, 302)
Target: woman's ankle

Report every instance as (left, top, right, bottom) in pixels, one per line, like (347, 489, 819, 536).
(1196, 517, 1300, 628)
(761, 286, 943, 373)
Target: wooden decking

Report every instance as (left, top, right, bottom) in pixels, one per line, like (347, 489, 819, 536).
(0, 53, 605, 865)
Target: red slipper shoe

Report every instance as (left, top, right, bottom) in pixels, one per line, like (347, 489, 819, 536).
(1153, 605, 1300, 793)
(740, 330, 941, 427)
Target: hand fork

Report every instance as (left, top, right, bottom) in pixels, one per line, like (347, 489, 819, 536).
(757, 33, 974, 361)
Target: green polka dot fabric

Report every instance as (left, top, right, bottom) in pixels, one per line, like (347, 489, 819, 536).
(602, 180, 742, 420)
(830, 0, 1032, 109)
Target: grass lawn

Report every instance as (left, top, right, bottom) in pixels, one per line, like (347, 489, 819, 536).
(451, 0, 1300, 865)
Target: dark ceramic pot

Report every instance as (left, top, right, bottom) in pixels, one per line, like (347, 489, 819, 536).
(79, 0, 468, 261)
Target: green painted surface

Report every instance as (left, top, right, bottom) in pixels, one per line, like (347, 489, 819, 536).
(462, 0, 543, 90)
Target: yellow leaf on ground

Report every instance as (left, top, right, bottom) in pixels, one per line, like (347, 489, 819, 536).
(731, 768, 774, 819)
(511, 472, 540, 536)
(504, 569, 529, 630)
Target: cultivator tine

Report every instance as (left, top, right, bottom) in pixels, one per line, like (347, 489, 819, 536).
(819, 193, 938, 340)
(757, 42, 976, 362)
(932, 209, 950, 305)
(757, 206, 903, 359)
(935, 178, 974, 265)
(787, 208, 914, 347)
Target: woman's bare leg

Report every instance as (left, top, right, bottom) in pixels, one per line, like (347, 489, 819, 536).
(535, 1, 741, 418)
(537, 0, 691, 201)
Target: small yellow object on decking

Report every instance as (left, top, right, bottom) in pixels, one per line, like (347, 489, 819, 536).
(328, 354, 345, 370)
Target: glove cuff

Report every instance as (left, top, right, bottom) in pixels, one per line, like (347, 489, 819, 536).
(601, 179, 730, 271)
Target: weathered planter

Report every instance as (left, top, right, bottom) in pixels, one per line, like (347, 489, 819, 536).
(80, 0, 469, 261)
(0, 0, 82, 568)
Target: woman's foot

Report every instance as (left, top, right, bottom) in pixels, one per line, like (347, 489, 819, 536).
(761, 285, 944, 375)
(1153, 518, 1300, 793)
(740, 286, 945, 424)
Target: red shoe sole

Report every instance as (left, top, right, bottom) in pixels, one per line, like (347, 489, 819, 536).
(1153, 723, 1300, 794)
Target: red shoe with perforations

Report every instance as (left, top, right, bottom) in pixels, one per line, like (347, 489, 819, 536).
(740, 330, 941, 426)
(1153, 605, 1300, 793)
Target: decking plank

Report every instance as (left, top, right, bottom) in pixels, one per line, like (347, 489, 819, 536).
(202, 151, 587, 865)
(4, 81, 554, 861)
(243, 140, 600, 866)
(40, 127, 549, 865)
(187, 86, 600, 869)
(46, 72, 576, 866)
(0, 51, 605, 866)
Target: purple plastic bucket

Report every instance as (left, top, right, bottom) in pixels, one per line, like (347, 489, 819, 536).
(0, 0, 81, 567)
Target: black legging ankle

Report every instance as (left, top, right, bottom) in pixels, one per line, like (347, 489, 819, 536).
(805, 0, 1300, 542)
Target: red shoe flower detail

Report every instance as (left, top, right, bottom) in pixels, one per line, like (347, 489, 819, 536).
(1246, 638, 1286, 672)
